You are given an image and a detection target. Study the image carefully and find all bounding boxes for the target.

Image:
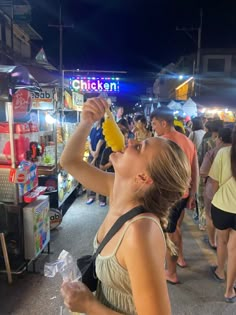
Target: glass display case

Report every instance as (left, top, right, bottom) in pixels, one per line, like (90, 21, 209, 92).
(34, 85, 84, 218)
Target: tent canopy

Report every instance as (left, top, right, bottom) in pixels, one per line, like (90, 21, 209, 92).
(0, 65, 40, 101)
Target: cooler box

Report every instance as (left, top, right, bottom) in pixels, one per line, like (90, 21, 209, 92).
(23, 195, 50, 260)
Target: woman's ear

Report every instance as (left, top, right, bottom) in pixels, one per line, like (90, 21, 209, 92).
(136, 173, 153, 185)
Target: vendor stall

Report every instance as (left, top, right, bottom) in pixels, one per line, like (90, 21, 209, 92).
(37, 70, 124, 217)
(0, 65, 50, 281)
(30, 82, 80, 220)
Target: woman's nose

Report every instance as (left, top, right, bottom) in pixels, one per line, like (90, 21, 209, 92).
(128, 139, 136, 146)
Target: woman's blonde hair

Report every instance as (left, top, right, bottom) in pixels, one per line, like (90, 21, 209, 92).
(136, 138, 191, 254)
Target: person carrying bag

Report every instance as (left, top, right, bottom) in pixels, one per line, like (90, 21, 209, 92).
(60, 97, 190, 315)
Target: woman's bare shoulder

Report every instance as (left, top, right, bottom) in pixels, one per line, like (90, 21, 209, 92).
(122, 213, 166, 264)
(125, 213, 163, 243)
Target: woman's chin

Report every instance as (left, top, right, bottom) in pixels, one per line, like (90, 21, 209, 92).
(110, 151, 123, 164)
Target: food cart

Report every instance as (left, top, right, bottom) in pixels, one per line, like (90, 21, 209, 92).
(0, 65, 50, 282)
(29, 81, 80, 223)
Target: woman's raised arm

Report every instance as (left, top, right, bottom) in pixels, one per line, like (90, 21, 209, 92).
(60, 98, 114, 197)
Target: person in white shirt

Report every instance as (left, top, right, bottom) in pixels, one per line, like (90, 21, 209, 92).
(189, 117, 206, 150)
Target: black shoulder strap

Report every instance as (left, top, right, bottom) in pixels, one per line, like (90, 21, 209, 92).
(94, 205, 145, 258)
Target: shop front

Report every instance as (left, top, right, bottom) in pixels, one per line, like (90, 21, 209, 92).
(30, 82, 81, 219)
(20, 67, 81, 227)
(0, 65, 51, 282)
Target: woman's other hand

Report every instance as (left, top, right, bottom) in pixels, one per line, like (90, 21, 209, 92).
(82, 97, 108, 125)
(61, 281, 95, 314)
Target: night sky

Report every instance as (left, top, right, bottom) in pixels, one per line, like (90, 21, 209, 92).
(29, 0, 236, 73)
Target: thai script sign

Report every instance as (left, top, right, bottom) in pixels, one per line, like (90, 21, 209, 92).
(72, 92, 84, 111)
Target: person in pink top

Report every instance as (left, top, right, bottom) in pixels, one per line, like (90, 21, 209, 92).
(151, 107, 199, 284)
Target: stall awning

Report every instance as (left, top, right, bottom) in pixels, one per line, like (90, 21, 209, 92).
(25, 65, 59, 85)
(0, 64, 40, 101)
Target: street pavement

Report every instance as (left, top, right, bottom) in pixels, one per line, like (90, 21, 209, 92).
(0, 195, 235, 315)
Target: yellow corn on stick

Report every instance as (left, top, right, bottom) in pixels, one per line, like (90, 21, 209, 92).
(102, 108, 125, 152)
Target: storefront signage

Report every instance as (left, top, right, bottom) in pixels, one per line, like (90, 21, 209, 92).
(31, 88, 54, 110)
(64, 90, 84, 110)
(72, 92, 84, 111)
(13, 89, 31, 119)
(13, 5, 31, 23)
(69, 77, 120, 93)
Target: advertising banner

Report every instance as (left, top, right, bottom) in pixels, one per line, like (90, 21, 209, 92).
(13, 89, 31, 119)
(13, 5, 31, 23)
(31, 88, 54, 110)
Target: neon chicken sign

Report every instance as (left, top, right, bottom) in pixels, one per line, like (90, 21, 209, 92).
(69, 77, 120, 93)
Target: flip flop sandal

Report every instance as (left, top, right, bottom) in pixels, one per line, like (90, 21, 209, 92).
(210, 266, 225, 283)
(166, 279, 181, 285)
(177, 261, 188, 268)
(203, 237, 217, 250)
(225, 295, 236, 303)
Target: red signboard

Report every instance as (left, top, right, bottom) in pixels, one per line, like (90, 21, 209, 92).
(12, 89, 31, 119)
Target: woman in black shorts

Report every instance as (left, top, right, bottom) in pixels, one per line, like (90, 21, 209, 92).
(209, 125, 236, 304)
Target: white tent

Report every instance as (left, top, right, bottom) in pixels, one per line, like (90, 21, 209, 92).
(167, 100, 182, 111)
(182, 98, 198, 117)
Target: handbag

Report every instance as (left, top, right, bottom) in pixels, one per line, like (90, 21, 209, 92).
(77, 205, 145, 292)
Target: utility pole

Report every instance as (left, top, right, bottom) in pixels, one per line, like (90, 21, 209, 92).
(176, 9, 203, 95)
(48, 0, 73, 109)
(196, 9, 203, 75)
(11, 0, 14, 57)
(48, 0, 73, 170)
(48, 0, 73, 74)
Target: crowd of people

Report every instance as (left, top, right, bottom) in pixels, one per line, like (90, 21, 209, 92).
(60, 98, 236, 314)
(85, 107, 153, 207)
